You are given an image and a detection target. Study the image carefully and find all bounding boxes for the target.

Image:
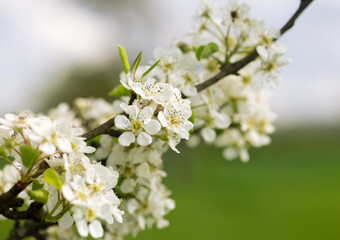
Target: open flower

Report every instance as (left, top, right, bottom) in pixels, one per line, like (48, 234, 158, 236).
(221, 0, 250, 27)
(158, 101, 193, 152)
(130, 78, 173, 105)
(115, 103, 161, 147)
(158, 101, 193, 139)
(201, 110, 231, 143)
(256, 44, 291, 89)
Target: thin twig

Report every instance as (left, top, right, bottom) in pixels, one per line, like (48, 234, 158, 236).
(81, 117, 122, 141)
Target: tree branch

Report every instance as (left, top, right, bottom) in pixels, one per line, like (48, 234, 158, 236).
(6, 221, 55, 240)
(195, 0, 314, 92)
(81, 117, 122, 141)
(0, 160, 50, 207)
(0, 180, 30, 206)
(1, 201, 44, 222)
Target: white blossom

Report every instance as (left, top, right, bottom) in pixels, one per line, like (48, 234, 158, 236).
(115, 103, 161, 147)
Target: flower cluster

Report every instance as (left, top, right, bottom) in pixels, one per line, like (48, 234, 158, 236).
(0, 111, 123, 238)
(114, 61, 194, 152)
(96, 137, 175, 239)
(145, 0, 289, 161)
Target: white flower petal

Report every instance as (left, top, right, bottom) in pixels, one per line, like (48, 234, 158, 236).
(137, 132, 152, 146)
(58, 212, 74, 229)
(114, 115, 130, 130)
(240, 149, 249, 163)
(145, 119, 161, 135)
(128, 105, 139, 120)
(267, 72, 282, 89)
(222, 148, 238, 160)
(120, 178, 136, 194)
(39, 142, 56, 155)
(119, 102, 129, 112)
(169, 134, 181, 153)
(89, 220, 104, 239)
(201, 127, 216, 143)
(135, 162, 150, 179)
(118, 132, 135, 146)
(213, 113, 231, 129)
(120, 80, 131, 90)
(57, 138, 73, 153)
(139, 106, 154, 122)
(113, 208, 124, 223)
(76, 219, 88, 237)
(61, 185, 75, 201)
(157, 111, 168, 127)
(182, 85, 197, 97)
(256, 45, 268, 61)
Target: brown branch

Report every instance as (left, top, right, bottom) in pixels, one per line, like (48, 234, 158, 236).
(0, 180, 30, 205)
(129, 91, 137, 105)
(0, 160, 50, 206)
(81, 117, 122, 141)
(1, 201, 44, 222)
(195, 0, 314, 92)
(82, 92, 136, 141)
(6, 220, 55, 240)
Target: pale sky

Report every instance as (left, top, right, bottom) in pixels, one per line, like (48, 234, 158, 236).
(0, 0, 339, 126)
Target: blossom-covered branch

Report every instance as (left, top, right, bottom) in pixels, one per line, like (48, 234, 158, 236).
(0, 0, 314, 239)
(195, 0, 314, 92)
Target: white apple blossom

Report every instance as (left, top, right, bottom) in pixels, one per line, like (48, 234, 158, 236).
(216, 128, 249, 162)
(256, 44, 291, 89)
(153, 47, 182, 75)
(158, 101, 193, 152)
(201, 110, 231, 143)
(129, 78, 174, 105)
(115, 103, 161, 147)
(221, 0, 250, 27)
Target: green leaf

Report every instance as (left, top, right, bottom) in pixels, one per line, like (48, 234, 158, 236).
(32, 180, 44, 190)
(117, 45, 130, 75)
(109, 84, 130, 97)
(20, 146, 40, 168)
(131, 51, 143, 74)
(196, 46, 205, 61)
(142, 60, 161, 78)
(44, 168, 64, 191)
(189, 111, 195, 134)
(189, 111, 195, 124)
(196, 42, 219, 61)
(0, 146, 7, 159)
(27, 189, 49, 204)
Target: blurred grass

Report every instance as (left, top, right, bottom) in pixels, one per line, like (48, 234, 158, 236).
(1, 128, 340, 239)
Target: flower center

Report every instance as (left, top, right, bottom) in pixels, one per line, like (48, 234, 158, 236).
(84, 207, 96, 221)
(169, 115, 181, 127)
(131, 120, 142, 133)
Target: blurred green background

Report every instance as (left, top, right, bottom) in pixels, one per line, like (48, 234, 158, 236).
(1, 127, 339, 240)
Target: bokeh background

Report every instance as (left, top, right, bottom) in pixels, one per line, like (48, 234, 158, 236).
(1, 0, 340, 239)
